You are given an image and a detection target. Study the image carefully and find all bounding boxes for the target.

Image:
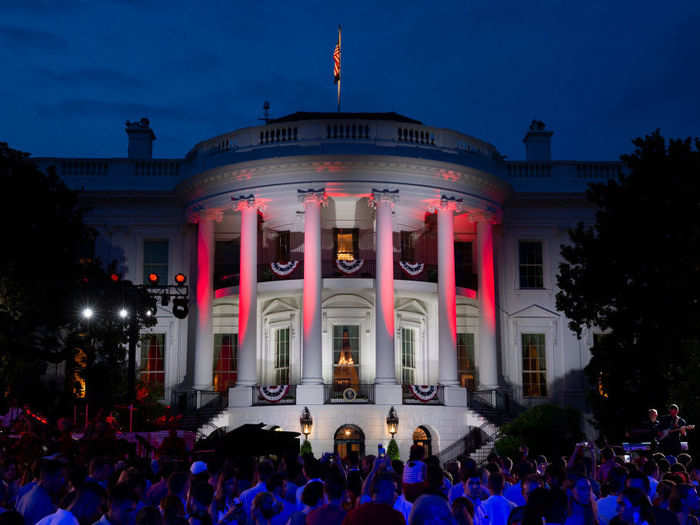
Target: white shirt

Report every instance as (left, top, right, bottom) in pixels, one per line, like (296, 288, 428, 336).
(240, 481, 267, 518)
(37, 509, 79, 525)
(483, 494, 516, 525)
(295, 478, 323, 510)
(597, 494, 619, 525)
(393, 493, 413, 523)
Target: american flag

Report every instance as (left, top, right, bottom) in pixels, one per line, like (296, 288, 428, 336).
(333, 41, 341, 84)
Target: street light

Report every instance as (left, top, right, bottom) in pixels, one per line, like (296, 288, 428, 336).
(81, 307, 94, 320)
(300, 406, 313, 440)
(118, 308, 129, 319)
(386, 406, 399, 438)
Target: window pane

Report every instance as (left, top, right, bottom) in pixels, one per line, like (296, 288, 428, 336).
(401, 328, 416, 384)
(522, 333, 546, 397)
(457, 333, 476, 390)
(144, 240, 169, 284)
(213, 334, 238, 392)
(333, 325, 360, 386)
(140, 333, 165, 398)
(336, 232, 355, 261)
(275, 328, 290, 384)
(518, 241, 543, 289)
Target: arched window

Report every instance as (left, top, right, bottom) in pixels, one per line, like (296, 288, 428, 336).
(412, 426, 432, 457)
(334, 424, 365, 459)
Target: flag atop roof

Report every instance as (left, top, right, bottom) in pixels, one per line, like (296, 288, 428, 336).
(333, 25, 341, 112)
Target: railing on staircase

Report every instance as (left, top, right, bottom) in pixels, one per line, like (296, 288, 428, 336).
(438, 421, 500, 465)
(468, 387, 521, 426)
(170, 388, 229, 435)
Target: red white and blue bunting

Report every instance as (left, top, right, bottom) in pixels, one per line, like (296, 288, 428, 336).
(409, 385, 439, 402)
(336, 259, 364, 274)
(258, 385, 290, 403)
(399, 261, 425, 277)
(270, 261, 299, 277)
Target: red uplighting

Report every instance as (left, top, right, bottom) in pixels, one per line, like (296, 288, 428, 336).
(148, 273, 159, 284)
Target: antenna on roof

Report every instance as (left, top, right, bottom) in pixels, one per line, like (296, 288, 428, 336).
(259, 101, 271, 124)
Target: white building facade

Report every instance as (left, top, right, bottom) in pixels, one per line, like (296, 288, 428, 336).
(35, 114, 621, 458)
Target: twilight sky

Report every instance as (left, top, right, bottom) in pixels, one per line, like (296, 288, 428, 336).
(1, 1, 698, 161)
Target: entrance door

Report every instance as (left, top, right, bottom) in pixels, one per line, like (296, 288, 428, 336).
(334, 424, 365, 459)
(413, 426, 432, 457)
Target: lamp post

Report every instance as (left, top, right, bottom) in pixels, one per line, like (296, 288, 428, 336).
(386, 406, 399, 438)
(300, 406, 313, 440)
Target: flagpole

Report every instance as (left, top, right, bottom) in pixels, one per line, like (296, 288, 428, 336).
(337, 24, 341, 112)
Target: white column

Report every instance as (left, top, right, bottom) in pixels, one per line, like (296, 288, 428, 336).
(437, 199, 459, 386)
(477, 218, 498, 388)
(373, 190, 398, 384)
(235, 198, 259, 387)
(300, 190, 325, 384)
(193, 210, 219, 390)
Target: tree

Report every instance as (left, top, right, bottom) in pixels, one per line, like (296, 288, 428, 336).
(556, 131, 700, 442)
(0, 143, 155, 412)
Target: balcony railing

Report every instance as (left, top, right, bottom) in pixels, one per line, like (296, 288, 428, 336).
(324, 383, 375, 404)
(258, 261, 304, 282)
(402, 385, 445, 405)
(252, 385, 297, 405)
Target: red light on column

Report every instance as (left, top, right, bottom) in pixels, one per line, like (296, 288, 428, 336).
(148, 273, 159, 284)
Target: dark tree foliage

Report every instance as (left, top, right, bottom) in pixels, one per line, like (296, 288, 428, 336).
(0, 143, 155, 410)
(556, 131, 700, 442)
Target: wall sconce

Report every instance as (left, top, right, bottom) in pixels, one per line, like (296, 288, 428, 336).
(386, 406, 399, 438)
(300, 406, 313, 440)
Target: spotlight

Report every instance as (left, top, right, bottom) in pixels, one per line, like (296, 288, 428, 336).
(174, 273, 186, 285)
(147, 273, 159, 285)
(81, 307, 94, 320)
(118, 308, 128, 319)
(144, 297, 158, 317)
(172, 297, 189, 319)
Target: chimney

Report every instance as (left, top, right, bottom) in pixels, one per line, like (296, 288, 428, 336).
(523, 120, 553, 162)
(125, 117, 156, 159)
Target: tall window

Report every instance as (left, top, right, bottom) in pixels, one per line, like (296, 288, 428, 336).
(213, 334, 237, 392)
(455, 242, 474, 289)
(274, 328, 290, 384)
(144, 240, 169, 284)
(214, 240, 240, 288)
(334, 229, 358, 261)
(277, 231, 291, 262)
(457, 333, 476, 390)
(401, 328, 416, 384)
(400, 231, 415, 262)
(140, 333, 165, 398)
(333, 325, 360, 386)
(522, 333, 547, 397)
(519, 241, 544, 289)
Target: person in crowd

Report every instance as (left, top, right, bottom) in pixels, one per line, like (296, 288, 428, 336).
(483, 472, 516, 525)
(294, 458, 323, 511)
(643, 462, 660, 501)
(134, 507, 162, 525)
(507, 475, 544, 525)
(565, 476, 598, 525)
(288, 481, 323, 525)
(16, 459, 65, 525)
(307, 467, 346, 525)
(248, 492, 280, 525)
(212, 466, 238, 523)
(409, 493, 457, 525)
(186, 483, 214, 525)
(505, 463, 535, 507)
(450, 460, 479, 504)
(598, 467, 628, 525)
(36, 482, 105, 525)
(615, 487, 654, 525)
(342, 472, 403, 525)
(159, 495, 185, 525)
(453, 496, 474, 525)
(240, 460, 274, 518)
(94, 483, 139, 525)
(165, 472, 189, 512)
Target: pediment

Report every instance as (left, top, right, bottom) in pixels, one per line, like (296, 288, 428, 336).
(396, 298, 428, 316)
(511, 303, 560, 318)
(262, 298, 298, 315)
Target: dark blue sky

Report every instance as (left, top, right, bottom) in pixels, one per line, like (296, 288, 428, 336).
(1, 1, 698, 161)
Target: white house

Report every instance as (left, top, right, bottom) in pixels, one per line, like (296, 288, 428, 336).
(34, 113, 620, 458)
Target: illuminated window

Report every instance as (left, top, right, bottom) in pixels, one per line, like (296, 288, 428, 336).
(334, 229, 358, 261)
(401, 328, 416, 384)
(519, 241, 544, 289)
(140, 333, 165, 398)
(333, 326, 359, 386)
(274, 328, 290, 384)
(457, 333, 476, 390)
(144, 240, 169, 284)
(213, 334, 237, 392)
(522, 333, 547, 397)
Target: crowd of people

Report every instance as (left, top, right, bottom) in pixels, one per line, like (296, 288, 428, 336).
(0, 403, 698, 525)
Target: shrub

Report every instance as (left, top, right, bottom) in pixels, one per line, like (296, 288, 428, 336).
(387, 438, 400, 461)
(300, 440, 313, 457)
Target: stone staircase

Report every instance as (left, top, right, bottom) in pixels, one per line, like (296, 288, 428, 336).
(171, 389, 229, 439)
